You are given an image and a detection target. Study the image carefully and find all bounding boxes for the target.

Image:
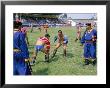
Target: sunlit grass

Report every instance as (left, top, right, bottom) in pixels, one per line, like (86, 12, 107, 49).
(27, 27, 97, 75)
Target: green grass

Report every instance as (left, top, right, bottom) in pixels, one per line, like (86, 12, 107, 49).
(27, 27, 97, 75)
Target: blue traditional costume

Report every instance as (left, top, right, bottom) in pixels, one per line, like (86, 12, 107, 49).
(13, 21, 31, 75)
(81, 23, 97, 65)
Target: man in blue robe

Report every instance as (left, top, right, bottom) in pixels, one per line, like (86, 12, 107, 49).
(13, 21, 31, 75)
(81, 23, 97, 65)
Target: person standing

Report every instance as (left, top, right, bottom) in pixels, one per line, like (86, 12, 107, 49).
(81, 23, 97, 65)
(75, 23, 82, 42)
(13, 21, 32, 75)
(43, 23, 49, 33)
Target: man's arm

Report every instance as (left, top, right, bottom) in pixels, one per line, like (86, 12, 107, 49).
(54, 36, 58, 43)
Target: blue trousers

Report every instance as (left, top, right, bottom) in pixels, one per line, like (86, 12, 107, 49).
(84, 43, 96, 59)
(13, 52, 31, 75)
(63, 40, 68, 44)
(35, 45, 44, 52)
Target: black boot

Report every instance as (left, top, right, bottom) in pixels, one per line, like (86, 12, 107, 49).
(92, 59, 96, 66)
(84, 59, 89, 65)
(79, 37, 81, 41)
(75, 38, 78, 42)
(45, 54, 49, 62)
(52, 49, 57, 58)
(63, 49, 66, 57)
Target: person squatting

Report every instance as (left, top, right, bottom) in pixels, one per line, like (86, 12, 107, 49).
(52, 30, 68, 58)
(30, 33, 51, 65)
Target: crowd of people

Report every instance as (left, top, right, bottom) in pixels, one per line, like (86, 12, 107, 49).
(20, 17, 65, 27)
(13, 19, 97, 75)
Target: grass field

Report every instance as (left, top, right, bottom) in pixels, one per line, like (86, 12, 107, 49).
(27, 26, 97, 75)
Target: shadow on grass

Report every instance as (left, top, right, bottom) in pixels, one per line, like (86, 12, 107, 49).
(49, 55, 59, 63)
(58, 52, 74, 59)
(49, 52, 74, 62)
(32, 68, 48, 75)
(35, 60, 49, 64)
(66, 52, 74, 58)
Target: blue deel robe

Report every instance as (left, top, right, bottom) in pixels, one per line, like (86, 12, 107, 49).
(13, 31, 31, 75)
(81, 29, 97, 59)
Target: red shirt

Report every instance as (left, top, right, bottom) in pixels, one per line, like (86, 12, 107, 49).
(39, 37, 50, 49)
(40, 37, 50, 45)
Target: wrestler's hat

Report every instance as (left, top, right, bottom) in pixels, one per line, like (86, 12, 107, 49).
(86, 23, 91, 26)
(14, 21, 22, 28)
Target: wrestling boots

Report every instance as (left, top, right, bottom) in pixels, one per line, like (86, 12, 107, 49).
(63, 49, 66, 57)
(84, 59, 89, 65)
(92, 59, 96, 66)
(52, 49, 57, 58)
(45, 54, 49, 62)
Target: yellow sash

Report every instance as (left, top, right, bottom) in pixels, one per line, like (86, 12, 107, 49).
(13, 49, 21, 52)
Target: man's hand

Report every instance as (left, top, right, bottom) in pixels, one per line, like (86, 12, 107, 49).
(25, 58, 32, 62)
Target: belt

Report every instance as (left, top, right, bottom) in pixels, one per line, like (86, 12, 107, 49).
(85, 40, 93, 43)
(14, 49, 21, 52)
(25, 58, 33, 62)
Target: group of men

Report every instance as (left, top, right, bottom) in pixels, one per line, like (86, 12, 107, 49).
(13, 20, 97, 75)
(30, 29, 68, 65)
